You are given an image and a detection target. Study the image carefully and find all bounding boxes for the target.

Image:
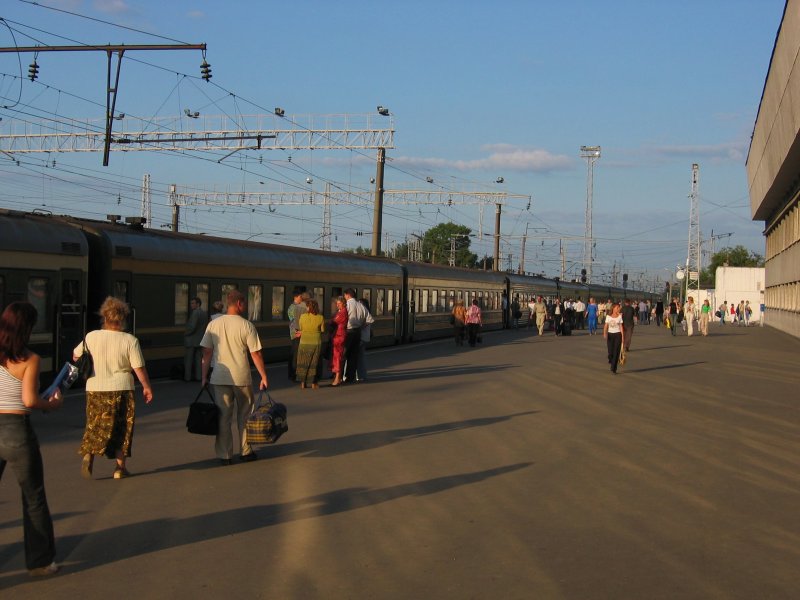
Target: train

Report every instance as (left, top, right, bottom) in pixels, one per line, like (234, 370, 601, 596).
(0, 208, 657, 378)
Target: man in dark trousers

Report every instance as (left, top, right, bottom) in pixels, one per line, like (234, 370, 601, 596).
(621, 298, 636, 352)
(343, 288, 366, 383)
(655, 299, 664, 327)
(287, 290, 308, 381)
(183, 297, 207, 381)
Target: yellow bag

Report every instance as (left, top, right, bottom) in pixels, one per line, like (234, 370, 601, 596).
(665, 317, 671, 329)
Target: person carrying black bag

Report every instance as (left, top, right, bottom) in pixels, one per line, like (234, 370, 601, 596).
(200, 290, 268, 466)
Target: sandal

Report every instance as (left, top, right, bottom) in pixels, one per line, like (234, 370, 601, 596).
(81, 454, 94, 479)
(113, 467, 131, 479)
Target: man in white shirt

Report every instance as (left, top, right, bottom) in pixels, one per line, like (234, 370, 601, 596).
(201, 290, 268, 466)
(343, 288, 366, 383)
(574, 298, 586, 330)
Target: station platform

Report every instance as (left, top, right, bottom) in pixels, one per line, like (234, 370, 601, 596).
(2, 321, 799, 599)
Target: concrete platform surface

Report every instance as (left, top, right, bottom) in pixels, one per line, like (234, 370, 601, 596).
(1, 322, 799, 599)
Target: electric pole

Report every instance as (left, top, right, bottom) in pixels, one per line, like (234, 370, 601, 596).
(687, 163, 701, 299)
(580, 145, 601, 284)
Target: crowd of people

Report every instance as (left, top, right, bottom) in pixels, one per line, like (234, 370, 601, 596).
(0, 286, 760, 577)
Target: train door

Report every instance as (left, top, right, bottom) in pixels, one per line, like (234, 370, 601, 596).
(408, 287, 418, 340)
(111, 272, 133, 332)
(57, 270, 84, 367)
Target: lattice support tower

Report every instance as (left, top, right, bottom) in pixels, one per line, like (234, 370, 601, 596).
(140, 173, 151, 228)
(686, 163, 701, 298)
(321, 183, 332, 251)
(580, 146, 601, 284)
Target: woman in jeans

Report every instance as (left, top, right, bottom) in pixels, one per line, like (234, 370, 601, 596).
(603, 303, 625, 374)
(0, 302, 63, 576)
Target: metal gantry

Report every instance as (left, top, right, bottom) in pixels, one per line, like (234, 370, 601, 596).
(169, 187, 529, 209)
(0, 43, 208, 165)
(0, 113, 395, 154)
(169, 187, 532, 266)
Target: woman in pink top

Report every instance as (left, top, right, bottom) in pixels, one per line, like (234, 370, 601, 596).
(329, 297, 348, 386)
(465, 299, 483, 347)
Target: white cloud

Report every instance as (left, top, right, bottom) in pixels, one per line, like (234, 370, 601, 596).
(93, 0, 131, 14)
(393, 145, 573, 173)
(651, 141, 746, 163)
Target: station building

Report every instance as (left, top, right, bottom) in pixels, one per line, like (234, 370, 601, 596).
(747, 0, 800, 339)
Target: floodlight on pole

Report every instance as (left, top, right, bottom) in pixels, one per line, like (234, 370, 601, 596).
(580, 145, 601, 284)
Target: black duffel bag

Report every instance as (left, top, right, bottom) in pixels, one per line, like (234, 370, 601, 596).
(187, 386, 219, 436)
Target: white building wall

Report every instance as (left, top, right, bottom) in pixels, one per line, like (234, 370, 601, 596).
(715, 267, 766, 322)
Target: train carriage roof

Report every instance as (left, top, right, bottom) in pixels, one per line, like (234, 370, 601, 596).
(506, 273, 561, 293)
(61, 216, 404, 279)
(395, 260, 507, 286)
(0, 210, 88, 257)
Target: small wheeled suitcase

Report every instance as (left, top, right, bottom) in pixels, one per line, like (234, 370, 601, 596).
(246, 392, 288, 444)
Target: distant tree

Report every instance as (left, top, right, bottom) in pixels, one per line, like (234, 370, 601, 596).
(390, 242, 409, 260)
(701, 245, 764, 288)
(477, 255, 494, 270)
(340, 246, 373, 256)
(421, 223, 478, 268)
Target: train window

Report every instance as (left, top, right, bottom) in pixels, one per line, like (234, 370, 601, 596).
(174, 282, 189, 325)
(376, 288, 385, 317)
(362, 289, 372, 312)
(271, 286, 285, 320)
(196, 283, 209, 313)
(444, 290, 451, 310)
(313, 287, 324, 316)
(386, 289, 394, 314)
(61, 280, 80, 314)
(430, 290, 438, 312)
(27, 278, 48, 333)
(114, 281, 128, 303)
(248, 285, 262, 321)
(421, 289, 429, 313)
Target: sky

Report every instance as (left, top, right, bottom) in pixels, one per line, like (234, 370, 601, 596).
(0, 0, 787, 288)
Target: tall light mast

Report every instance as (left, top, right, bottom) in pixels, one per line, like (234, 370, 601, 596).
(580, 145, 601, 283)
(686, 163, 701, 299)
(140, 173, 151, 227)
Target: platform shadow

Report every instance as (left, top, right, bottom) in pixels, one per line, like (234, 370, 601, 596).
(148, 410, 539, 474)
(373, 363, 515, 382)
(623, 361, 707, 373)
(0, 462, 532, 585)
